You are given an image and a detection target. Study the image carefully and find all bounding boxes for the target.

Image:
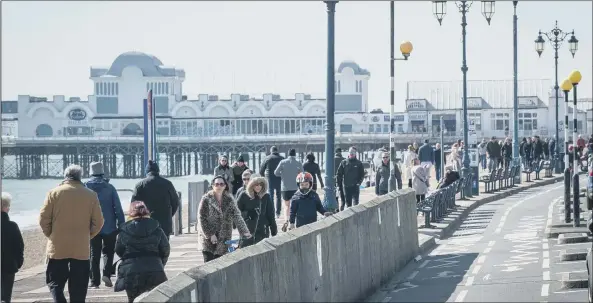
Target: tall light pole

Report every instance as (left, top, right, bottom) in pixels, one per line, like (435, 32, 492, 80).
(569, 70, 582, 227)
(388, 0, 413, 193)
(512, 1, 520, 181)
(560, 78, 573, 223)
(323, 0, 338, 211)
(432, 0, 494, 193)
(534, 21, 578, 173)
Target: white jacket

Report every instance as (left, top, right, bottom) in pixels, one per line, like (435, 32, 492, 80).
(404, 151, 418, 180)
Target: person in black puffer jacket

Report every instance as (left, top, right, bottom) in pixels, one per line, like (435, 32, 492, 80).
(259, 146, 285, 217)
(303, 153, 324, 191)
(289, 172, 332, 229)
(236, 176, 278, 246)
(131, 161, 180, 239)
(114, 201, 170, 303)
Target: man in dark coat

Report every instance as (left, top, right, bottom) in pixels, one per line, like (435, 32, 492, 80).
(333, 148, 346, 210)
(336, 147, 365, 210)
(1, 192, 24, 303)
(230, 155, 249, 196)
(375, 152, 403, 195)
(131, 160, 180, 238)
(259, 146, 285, 218)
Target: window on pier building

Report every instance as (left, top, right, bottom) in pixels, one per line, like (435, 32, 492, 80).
(1, 101, 18, 114)
(491, 113, 510, 131)
(35, 124, 53, 137)
(468, 113, 482, 131)
(518, 112, 538, 131)
(335, 81, 341, 93)
(171, 120, 198, 136)
(154, 97, 169, 114)
(96, 97, 119, 114)
(339, 124, 353, 133)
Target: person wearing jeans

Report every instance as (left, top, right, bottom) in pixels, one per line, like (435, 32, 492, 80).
(85, 162, 125, 288)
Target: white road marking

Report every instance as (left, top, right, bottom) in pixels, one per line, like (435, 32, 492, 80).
(553, 289, 587, 294)
(542, 258, 550, 269)
(488, 241, 496, 247)
(477, 256, 487, 264)
(541, 284, 550, 297)
(407, 270, 419, 280)
(543, 271, 550, 281)
(455, 290, 468, 302)
(465, 276, 474, 286)
(382, 296, 392, 302)
(419, 260, 429, 268)
(543, 251, 549, 258)
(494, 227, 502, 234)
(471, 265, 482, 275)
(542, 243, 549, 250)
(483, 247, 492, 254)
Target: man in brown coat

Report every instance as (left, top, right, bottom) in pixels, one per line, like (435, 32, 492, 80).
(39, 164, 104, 303)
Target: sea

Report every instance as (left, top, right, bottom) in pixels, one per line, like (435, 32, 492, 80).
(2, 175, 213, 230)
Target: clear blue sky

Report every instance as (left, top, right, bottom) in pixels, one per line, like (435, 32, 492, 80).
(2, 1, 591, 112)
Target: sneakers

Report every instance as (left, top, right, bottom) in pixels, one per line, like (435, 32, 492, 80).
(102, 276, 113, 287)
(88, 282, 99, 289)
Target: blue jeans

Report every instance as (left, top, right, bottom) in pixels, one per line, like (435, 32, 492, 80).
(267, 177, 282, 216)
(480, 155, 487, 170)
(435, 166, 442, 181)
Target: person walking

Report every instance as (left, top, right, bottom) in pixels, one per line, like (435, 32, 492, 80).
(501, 138, 513, 168)
(214, 155, 234, 193)
(230, 155, 249, 196)
(375, 152, 402, 196)
(234, 169, 252, 199)
(131, 160, 180, 240)
(434, 143, 443, 181)
(259, 146, 285, 218)
(236, 176, 278, 247)
(522, 137, 534, 169)
(486, 136, 502, 172)
(288, 172, 333, 230)
(403, 145, 418, 188)
(84, 162, 125, 288)
(333, 148, 346, 211)
(411, 159, 429, 203)
(198, 176, 251, 262)
(478, 139, 488, 170)
(303, 153, 324, 192)
(274, 149, 303, 231)
(1, 192, 24, 303)
(417, 139, 435, 181)
(39, 165, 104, 303)
(336, 147, 365, 210)
(114, 201, 170, 303)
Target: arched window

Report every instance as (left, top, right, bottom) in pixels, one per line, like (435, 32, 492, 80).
(35, 124, 53, 137)
(122, 123, 142, 135)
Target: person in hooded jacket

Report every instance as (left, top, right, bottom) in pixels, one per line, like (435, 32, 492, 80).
(522, 137, 534, 169)
(303, 153, 324, 191)
(259, 146, 285, 218)
(199, 176, 251, 262)
(114, 201, 170, 303)
(375, 152, 403, 196)
(234, 169, 252, 199)
(336, 147, 365, 210)
(131, 160, 180, 239)
(236, 176, 278, 247)
(1, 192, 24, 303)
(289, 172, 332, 230)
(230, 155, 249, 196)
(84, 162, 125, 288)
(333, 148, 346, 211)
(501, 138, 513, 168)
(214, 155, 234, 193)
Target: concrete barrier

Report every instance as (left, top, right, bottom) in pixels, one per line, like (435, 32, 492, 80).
(136, 188, 419, 303)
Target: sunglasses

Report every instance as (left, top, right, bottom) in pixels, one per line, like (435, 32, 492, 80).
(382, 156, 389, 159)
(221, 160, 227, 162)
(213, 182, 226, 187)
(242, 178, 250, 181)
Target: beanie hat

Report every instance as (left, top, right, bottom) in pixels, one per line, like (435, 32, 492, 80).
(237, 155, 245, 162)
(270, 146, 278, 153)
(289, 149, 296, 157)
(146, 160, 159, 174)
(336, 148, 342, 153)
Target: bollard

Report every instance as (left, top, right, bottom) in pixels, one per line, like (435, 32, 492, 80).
(564, 167, 571, 223)
(572, 173, 580, 227)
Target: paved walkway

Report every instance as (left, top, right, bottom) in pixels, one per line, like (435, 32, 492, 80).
(11, 189, 378, 303)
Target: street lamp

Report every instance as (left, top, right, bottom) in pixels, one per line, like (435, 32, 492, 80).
(534, 21, 578, 173)
(389, 1, 414, 193)
(512, 1, 521, 183)
(569, 69, 582, 227)
(560, 78, 573, 223)
(432, 0, 494, 193)
(323, 0, 338, 212)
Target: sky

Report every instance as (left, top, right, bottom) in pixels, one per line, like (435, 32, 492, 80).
(2, 1, 592, 112)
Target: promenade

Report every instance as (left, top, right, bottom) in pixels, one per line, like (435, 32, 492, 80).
(10, 169, 551, 302)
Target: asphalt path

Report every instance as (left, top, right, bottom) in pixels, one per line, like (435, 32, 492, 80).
(366, 177, 588, 303)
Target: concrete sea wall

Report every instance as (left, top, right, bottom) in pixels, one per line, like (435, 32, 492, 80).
(137, 189, 420, 302)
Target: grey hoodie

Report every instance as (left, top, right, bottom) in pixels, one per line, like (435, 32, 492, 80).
(274, 156, 303, 191)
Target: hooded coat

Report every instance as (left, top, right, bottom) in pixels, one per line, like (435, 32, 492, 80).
(85, 176, 125, 235)
(114, 217, 170, 293)
(236, 177, 278, 246)
(230, 156, 249, 194)
(198, 191, 250, 256)
(303, 154, 324, 191)
(214, 161, 234, 192)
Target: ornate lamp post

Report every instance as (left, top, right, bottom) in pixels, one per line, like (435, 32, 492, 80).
(569, 70, 582, 227)
(534, 21, 578, 174)
(512, 1, 521, 180)
(432, 0, 494, 193)
(323, 0, 338, 211)
(388, 1, 414, 192)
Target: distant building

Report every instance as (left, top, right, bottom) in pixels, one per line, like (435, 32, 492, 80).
(0, 51, 589, 141)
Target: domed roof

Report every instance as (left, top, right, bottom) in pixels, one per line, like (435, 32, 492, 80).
(337, 60, 370, 76)
(106, 51, 166, 77)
